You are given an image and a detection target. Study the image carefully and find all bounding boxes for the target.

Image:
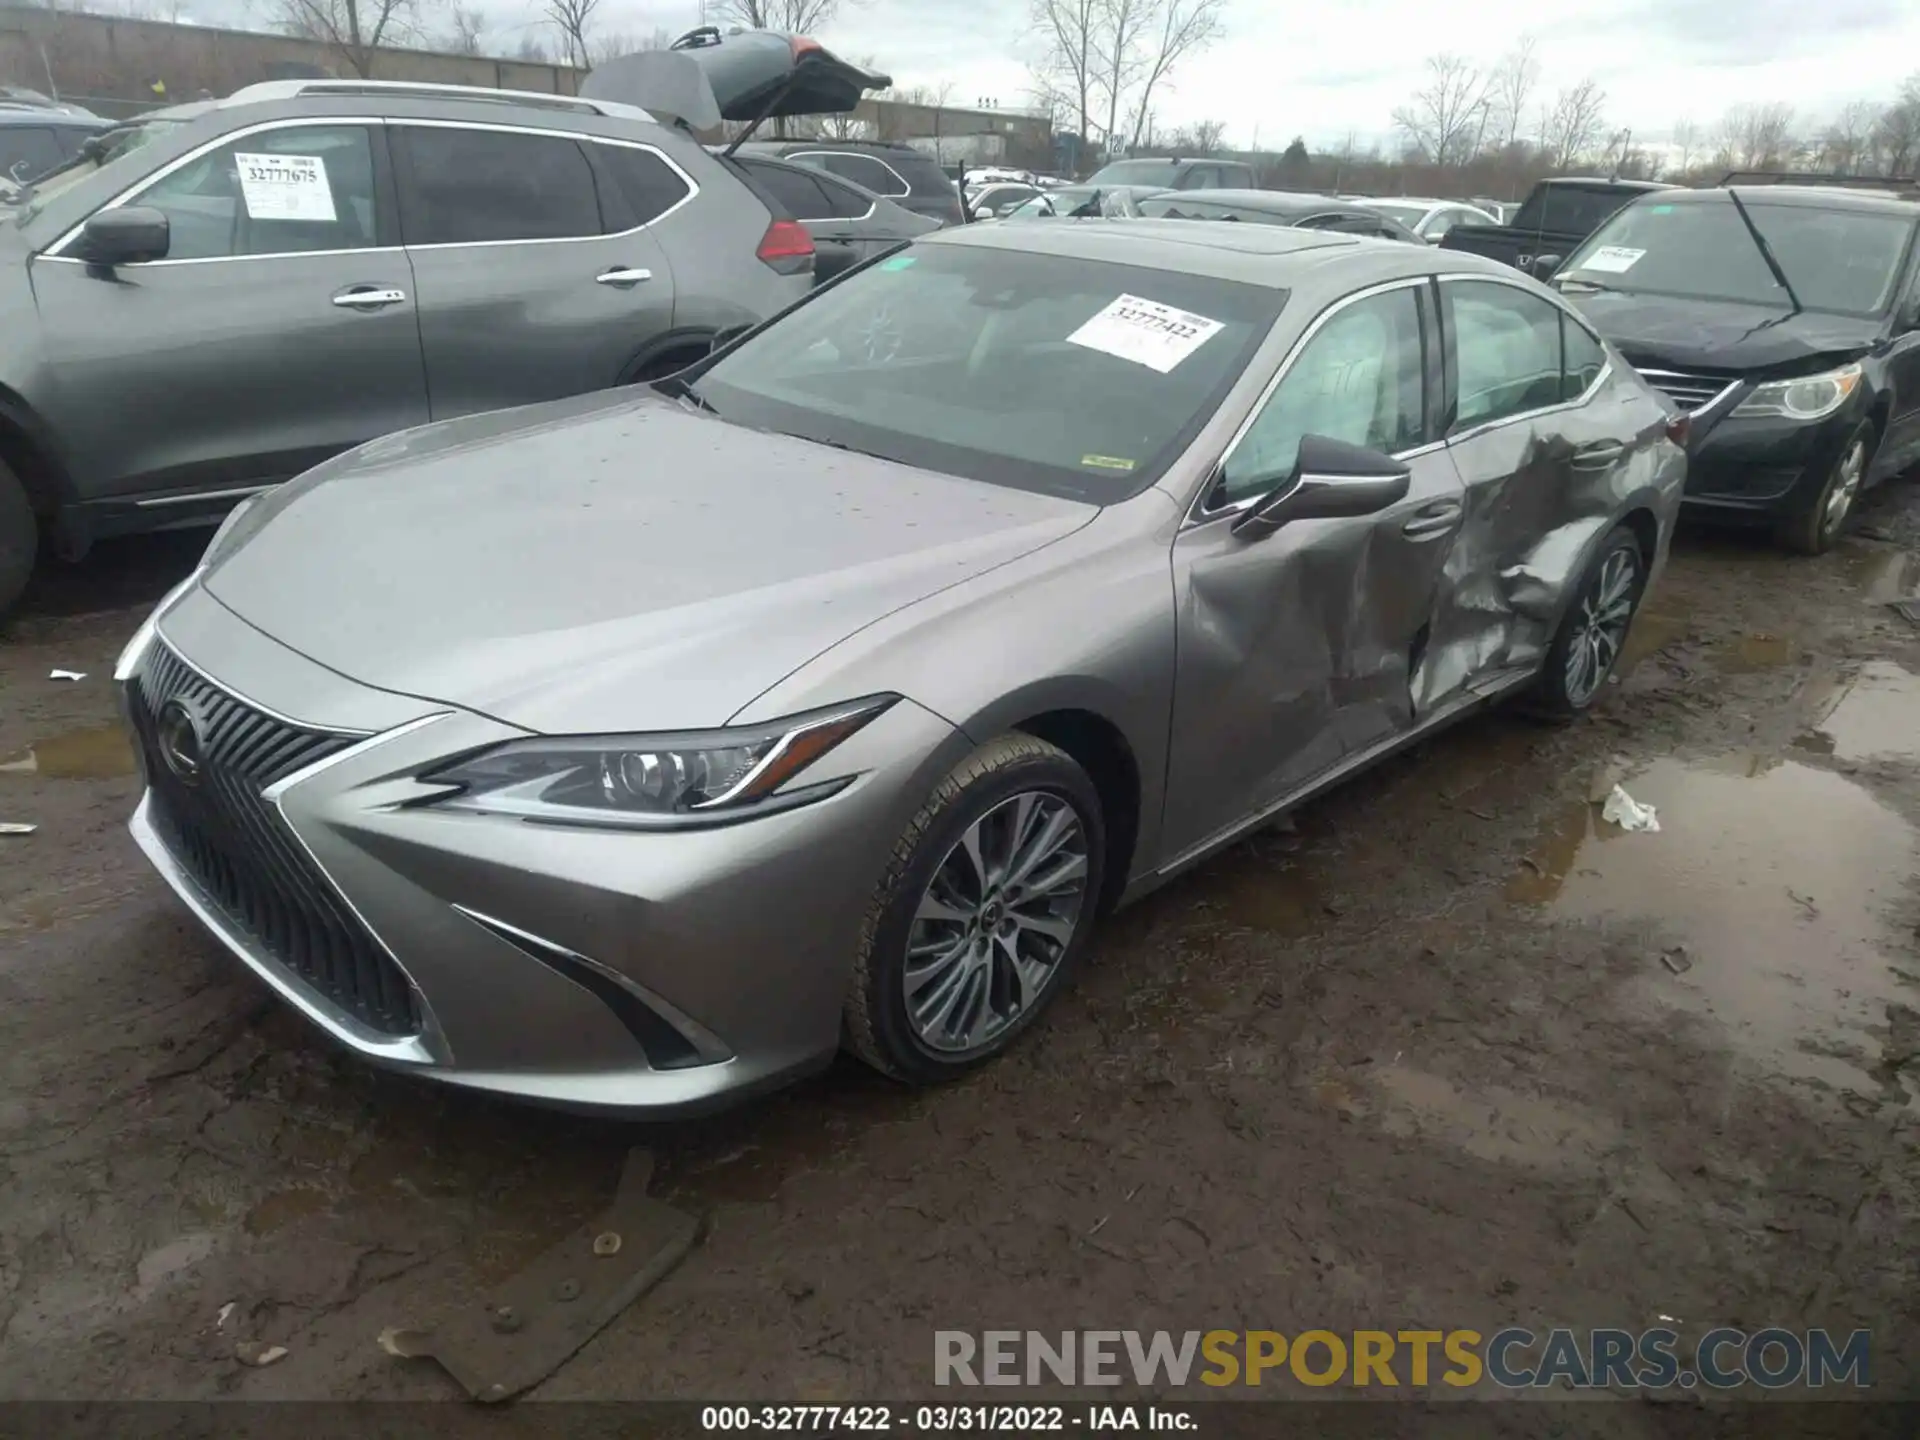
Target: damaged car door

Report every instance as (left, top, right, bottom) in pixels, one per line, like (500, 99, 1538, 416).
(1423, 276, 1649, 703)
(1161, 278, 1463, 861)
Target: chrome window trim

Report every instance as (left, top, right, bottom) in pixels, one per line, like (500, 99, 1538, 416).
(788, 148, 911, 199)
(1181, 273, 1437, 529)
(42, 114, 698, 265)
(44, 114, 389, 263)
(392, 120, 699, 249)
(136, 481, 279, 509)
(1435, 271, 1613, 441)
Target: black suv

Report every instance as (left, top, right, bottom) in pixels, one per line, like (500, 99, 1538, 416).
(738, 139, 963, 226)
(1554, 177, 1920, 553)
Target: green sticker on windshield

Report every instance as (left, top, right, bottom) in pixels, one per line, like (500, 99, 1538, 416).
(1650, 205, 1675, 214)
(878, 254, 917, 271)
(1081, 454, 1136, 471)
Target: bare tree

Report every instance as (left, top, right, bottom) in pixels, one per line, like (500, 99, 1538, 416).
(1873, 74, 1919, 176)
(1391, 53, 1491, 168)
(590, 26, 672, 64)
(1820, 101, 1880, 174)
(441, 3, 483, 53)
(1123, 0, 1225, 149)
(1489, 35, 1538, 151)
(1030, 0, 1101, 148)
(1671, 118, 1698, 174)
(707, 0, 844, 33)
(513, 30, 552, 62)
(1716, 102, 1797, 171)
(1095, 0, 1153, 155)
(1185, 117, 1226, 153)
(544, 0, 600, 70)
(1541, 78, 1606, 169)
(274, 0, 430, 77)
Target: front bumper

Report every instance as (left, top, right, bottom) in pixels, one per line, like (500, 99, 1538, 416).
(121, 585, 960, 1115)
(1679, 404, 1859, 519)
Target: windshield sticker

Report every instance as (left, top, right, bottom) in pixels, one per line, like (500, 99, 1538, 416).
(234, 152, 335, 223)
(878, 254, 916, 271)
(1580, 245, 1647, 273)
(1080, 453, 1137, 471)
(1650, 205, 1675, 214)
(1066, 294, 1225, 374)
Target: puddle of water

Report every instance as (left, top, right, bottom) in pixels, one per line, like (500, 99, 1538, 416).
(1186, 858, 1329, 937)
(1368, 1065, 1622, 1173)
(1798, 662, 1920, 763)
(1846, 547, 1917, 604)
(0, 725, 137, 780)
(1617, 608, 1689, 674)
(1518, 755, 1918, 1095)
(1721, 633, 1798, 673)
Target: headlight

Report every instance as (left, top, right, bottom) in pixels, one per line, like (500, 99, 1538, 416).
(1729, 362, 1863, 422)
(419, 696, 896, 830)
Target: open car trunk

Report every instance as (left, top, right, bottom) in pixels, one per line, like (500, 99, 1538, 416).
(580, 27, 891, 144)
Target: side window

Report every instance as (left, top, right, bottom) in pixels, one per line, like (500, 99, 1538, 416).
(1448, 280, 1565, 430)
(1, 126, 61, 184)
(126, 125, 378, 261)
(1219, 287, 1426, 504)
(1562, 314, 1608, 399)
(396, 127, 601, 245)
(750, 162, 835, 220)
(814, 174, 873, 219)
(1425, 210, 1461, 240)
(593, 143, 691, 227)
(809, 152, 908, 198)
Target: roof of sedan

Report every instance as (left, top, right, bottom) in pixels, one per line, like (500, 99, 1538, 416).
(924, 216, 1522, 286)
(1144, 188, 1363, 214)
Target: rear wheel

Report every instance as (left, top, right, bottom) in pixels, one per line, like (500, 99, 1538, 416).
(843, 733, 1105, 1085)
(0, 457, 36, 621)
(1527, 524, 1645, 720)
(1776, 421, 1872, 556)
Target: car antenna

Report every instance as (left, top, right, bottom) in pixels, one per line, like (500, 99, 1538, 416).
(1725, 186, 1802, 316)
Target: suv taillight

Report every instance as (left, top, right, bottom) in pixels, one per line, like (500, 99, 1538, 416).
(757, 218, 816, 276)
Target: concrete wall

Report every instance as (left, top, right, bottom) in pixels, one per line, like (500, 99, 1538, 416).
(0, 4, 579, 117)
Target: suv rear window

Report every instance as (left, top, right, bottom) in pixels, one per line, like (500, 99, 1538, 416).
(798, 150, 908, 197)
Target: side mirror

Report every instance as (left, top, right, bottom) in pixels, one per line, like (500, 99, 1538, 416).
(708, 323, 753, 355)
(75, 206, 170, 266)
(1229, 434, 1411, 539)
(813, 240, 858, 283)
(1529, 253, 1564, 279)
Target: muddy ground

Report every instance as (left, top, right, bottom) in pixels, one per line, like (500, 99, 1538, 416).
(3, 488, 1920, 1417)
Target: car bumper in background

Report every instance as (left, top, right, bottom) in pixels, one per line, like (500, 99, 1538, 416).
(119, 586, 958, 1116)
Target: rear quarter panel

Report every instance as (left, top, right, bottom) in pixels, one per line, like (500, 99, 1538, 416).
(649, 139, 811, 330)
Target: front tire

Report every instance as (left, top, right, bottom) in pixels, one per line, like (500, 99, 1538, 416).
(1776, 421, 1873, 556)
(1528, 524, 1646, 720)
(843, 733, 1105, 1085)
(0, 457, 36, 621)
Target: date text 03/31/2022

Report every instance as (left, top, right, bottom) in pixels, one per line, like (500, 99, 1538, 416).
(701, 1406, 1194, 1432)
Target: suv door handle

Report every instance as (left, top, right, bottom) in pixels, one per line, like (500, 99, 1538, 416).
(332, 285, 406, 310)
(596, 267, 653, 288)
(1401, 498, 1463, 540)
(1572, 441, 1626, 469)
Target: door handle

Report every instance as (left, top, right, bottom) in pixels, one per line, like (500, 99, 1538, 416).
(596, 267, 653, 288)
(331, 285, 406, 310)
(1401, 498, 1463, 540)
(1572, 441, 1626, 469)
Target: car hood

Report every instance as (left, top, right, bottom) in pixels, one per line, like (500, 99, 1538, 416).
(203, 391, 1094, 735)
(1564, 289, 1882, 375)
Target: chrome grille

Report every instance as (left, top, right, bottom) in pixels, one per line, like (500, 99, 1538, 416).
(1634, 368, 1739, 414)
(127, 642, 422, 1036)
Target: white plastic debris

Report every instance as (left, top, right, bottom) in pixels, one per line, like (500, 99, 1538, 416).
(235, 1340, 288, 1367)
(1601, 784, 1660, 833)
(49, 669, 86, 681)
(216, 1301, 236, 1331)
(0, 822, 36, 836)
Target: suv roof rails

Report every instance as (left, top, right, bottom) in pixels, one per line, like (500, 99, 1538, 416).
(223, 78, 646, 120)
(1718, 169, 1919, 197)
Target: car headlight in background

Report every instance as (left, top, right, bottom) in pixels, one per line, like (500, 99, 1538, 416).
(1729, 362, 1863, 422)
(419, 696, 897, 830)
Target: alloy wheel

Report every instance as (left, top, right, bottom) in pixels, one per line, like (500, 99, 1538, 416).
(904, 790, 1090, 1056)
(1563, 545, 1640, 707)
(1821, 439, 1867, 542)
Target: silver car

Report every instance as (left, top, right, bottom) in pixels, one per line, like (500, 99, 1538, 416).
(118, 222, 1686, 1114)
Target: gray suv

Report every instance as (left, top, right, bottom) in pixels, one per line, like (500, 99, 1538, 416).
(0, 79, 815, 615)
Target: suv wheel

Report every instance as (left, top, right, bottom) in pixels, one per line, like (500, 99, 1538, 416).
(1777, 421, 1873, 556)
(0, 457, 35, 620)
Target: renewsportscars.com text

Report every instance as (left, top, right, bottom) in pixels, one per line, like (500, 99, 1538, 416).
(934, 1328, 1871, 1390)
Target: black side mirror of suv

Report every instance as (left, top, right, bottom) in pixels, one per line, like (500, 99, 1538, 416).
(75, 206, 170, 267)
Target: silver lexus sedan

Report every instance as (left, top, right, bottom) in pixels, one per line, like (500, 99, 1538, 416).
(118, 221, 1687, 1114)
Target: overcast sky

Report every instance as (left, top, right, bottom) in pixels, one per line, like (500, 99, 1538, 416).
(201, 0, 1919, 149)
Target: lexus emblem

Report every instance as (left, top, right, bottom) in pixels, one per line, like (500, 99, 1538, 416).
(157, 698, 207, 786)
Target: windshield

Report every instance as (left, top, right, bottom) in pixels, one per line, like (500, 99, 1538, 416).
(689, 244, 1286, 502)
(1559, 197, 1916, 317)
(1364, 202, 1427, 228)
(1083, 159, 1179, 187)
(1516, 185, 1638, 235)
(8, 118, 184, 222)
